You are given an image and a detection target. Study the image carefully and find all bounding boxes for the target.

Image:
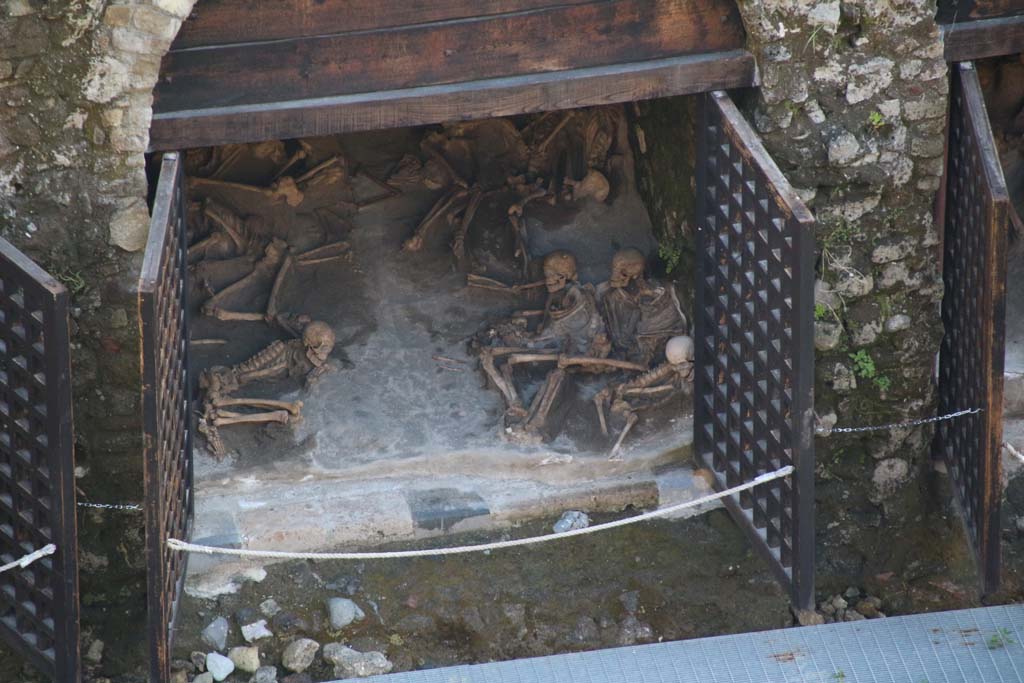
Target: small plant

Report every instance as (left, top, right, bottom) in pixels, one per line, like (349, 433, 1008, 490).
(54, 268, 87, 296)
(802, 25, 827, 55)
(873, 375, 892, 392)
(815, 303, 828, 321)
(849, 349, 877, 379)
(658, 243, 683, 275)
(988, 628, 1016, 650)
(867, 110, 885, 130)
(833, 671, 846, 681)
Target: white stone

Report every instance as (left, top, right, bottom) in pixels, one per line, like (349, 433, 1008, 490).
(153, 0, 196, 20)
(111, 27, 152, 53)
(878, 262, 910, 290)
(846, 58, 894, 104)
(826, 194, 880, 222)
(83, 56, 131, 104)
(871, 239, 915, 264)
(229, 646, 261, 673)
(903, 97, 945, 121)
(833, 271, 874, 299)
(828, 131, 861, 165)
(877, 99, 900, 119)
(804, 99, 826, 124)
(63, 110, 87, 130)
(851, 321, 881, 346)
(241, 619, 273, 642)
(806, 1, 840, 32)
(872, 459, 911, 499)
(885, 314, 911, 333)
(919, 60, 947, 82)
(259, 598, 281, 618)
(814, 62, 845, 84)
(833, 364, 857, 392)
(899, 60, 923, 79)
(327, 597, 366, 630)
(553, 510, 590, 532)
(133, 6, 183, 40)
(323, 644, 394, 679)
(281, 638, 319, 673)
(109, 198, 150, 252)
(206, 653, 235, 682)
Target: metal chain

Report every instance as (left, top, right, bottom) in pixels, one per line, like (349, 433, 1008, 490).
(817, 407, 982, 435)
(77, 501, 142, 511)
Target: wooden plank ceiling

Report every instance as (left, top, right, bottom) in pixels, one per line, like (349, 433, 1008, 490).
(150, 0, 753, 150)
(938, 0, 1024, 61)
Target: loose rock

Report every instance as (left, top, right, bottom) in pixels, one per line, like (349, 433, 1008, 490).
(323, 643, 394, 678)
(619, 590, 640, 614)
(191, 651, 207, 672)
(194, 674, 214, 683)
(553, 510, 590, 533)
(202, 617, 230, 651)
(617, 614, 654, 645)
(282, 638, 320, 673)
(241, 619, 273, 642)
(229, 646, 261, 674)
(327, 597, 365, 630)
(251, 665, 278, 683)
(205, 652, 235, 682)
(170, 670, 188, 683)
(272, 611, 310, 636)
(259, 599, 281, 618)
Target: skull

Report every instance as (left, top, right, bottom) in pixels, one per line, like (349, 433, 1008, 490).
(609, 248, 645, 288)
(665, 335, 694, 366)
(302, 321, 336, 366)
(543, 250, 578, 293)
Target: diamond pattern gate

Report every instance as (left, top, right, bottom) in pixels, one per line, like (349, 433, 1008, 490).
(0, 240, 78, 681)
(140, 151, 194, 683)
(695, 91, 816, 610)
(934, 62, 1009, 595)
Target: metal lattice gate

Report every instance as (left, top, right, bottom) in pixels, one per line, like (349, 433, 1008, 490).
(140, 152, 194, 683)
(0, 239, 78, 681)
(934, 62, 1009, 595)
(694, 91, 816, 610)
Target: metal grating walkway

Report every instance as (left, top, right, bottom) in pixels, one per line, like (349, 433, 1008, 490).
(345, 605, 1024, 683)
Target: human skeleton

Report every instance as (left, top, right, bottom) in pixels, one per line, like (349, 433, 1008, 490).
(595, 335, 695, 459)
(478, 250, 645, 442)
(198, 321, 337, 458)
(598, 248, 688, 365)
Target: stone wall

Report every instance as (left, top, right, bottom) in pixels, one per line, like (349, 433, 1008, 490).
(0, 0, 194, 678)
(635, 0, 983, 607)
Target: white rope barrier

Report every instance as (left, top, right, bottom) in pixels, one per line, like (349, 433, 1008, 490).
(167, 465, 794, 560)
(1004, 441, 1024, 465)
(0, 544, 56, 574)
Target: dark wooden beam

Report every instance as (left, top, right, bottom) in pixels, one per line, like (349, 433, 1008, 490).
(936, 0, 1024, 24)
(942, 14, 1024, 61)
(149, 51, 757, 151)
(155, 0, 745, 112)
(173, 0, 599, 48)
